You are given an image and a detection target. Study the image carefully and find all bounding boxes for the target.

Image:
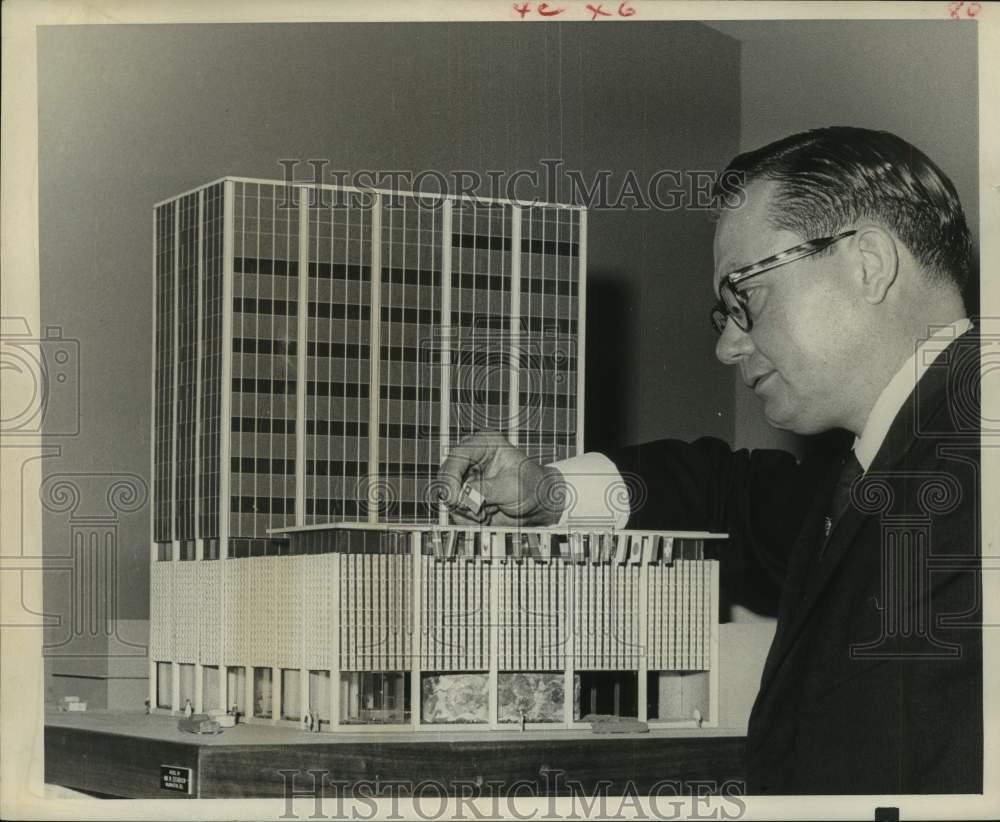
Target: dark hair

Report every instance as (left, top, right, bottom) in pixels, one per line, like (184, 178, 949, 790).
(715, 126, 972, 290)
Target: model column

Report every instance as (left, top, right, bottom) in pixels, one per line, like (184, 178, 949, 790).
(193, 189, 206, 715)
(296, 186, 311, 728)
(218, 179, 236, 715)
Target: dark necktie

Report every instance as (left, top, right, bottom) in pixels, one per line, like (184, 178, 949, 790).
(820, 450, 864, 558)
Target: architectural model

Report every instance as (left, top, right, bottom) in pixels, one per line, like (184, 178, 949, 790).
(149, 177, 723, 732)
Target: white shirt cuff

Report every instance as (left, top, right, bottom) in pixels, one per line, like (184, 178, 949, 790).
(548, 452, 629, 530)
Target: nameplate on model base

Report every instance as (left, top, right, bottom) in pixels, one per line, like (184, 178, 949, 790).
(160, 765, 193, 794)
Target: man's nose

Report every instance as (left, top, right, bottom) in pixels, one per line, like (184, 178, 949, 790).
(715, 319, 755, 365)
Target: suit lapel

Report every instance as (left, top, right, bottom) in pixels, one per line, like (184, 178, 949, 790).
(756, 460, 842, 692)
(755, 330, 967, 695)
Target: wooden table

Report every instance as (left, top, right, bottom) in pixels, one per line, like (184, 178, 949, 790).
(45, 710, 746, 799)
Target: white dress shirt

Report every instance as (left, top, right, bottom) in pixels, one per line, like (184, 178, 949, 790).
(551, 318, 973, 526)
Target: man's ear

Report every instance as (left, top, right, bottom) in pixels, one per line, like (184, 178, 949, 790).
(854, 225, 898, 304)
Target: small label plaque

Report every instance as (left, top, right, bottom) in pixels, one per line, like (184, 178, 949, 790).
(160, 764, 192, 794)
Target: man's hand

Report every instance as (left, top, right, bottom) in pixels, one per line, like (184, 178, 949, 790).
(437, 432, 569, 526)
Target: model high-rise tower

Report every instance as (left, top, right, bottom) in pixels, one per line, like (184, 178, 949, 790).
(152, 178, 583, 560)
(150, 177, 722, 732)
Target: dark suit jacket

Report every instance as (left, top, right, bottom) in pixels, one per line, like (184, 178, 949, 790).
(610, 331, 982, 794)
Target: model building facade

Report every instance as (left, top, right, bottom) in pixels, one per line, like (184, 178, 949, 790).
(149, 177, 722, 731)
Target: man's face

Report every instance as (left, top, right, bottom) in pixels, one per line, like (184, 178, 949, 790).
(713, 180, 861, 434)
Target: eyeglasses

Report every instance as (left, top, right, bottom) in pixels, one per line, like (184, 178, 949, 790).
(710, 230, 857, 335)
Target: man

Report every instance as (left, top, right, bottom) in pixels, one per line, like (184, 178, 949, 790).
(438, 127, 982, 794)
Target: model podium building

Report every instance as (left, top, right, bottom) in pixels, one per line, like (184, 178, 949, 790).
(149, 177, 723, 731)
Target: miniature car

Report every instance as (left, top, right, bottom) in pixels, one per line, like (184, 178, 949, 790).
(583, 714, 649, 734)
(177, 713, 222, 734)
(207, 708, 236, 728)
